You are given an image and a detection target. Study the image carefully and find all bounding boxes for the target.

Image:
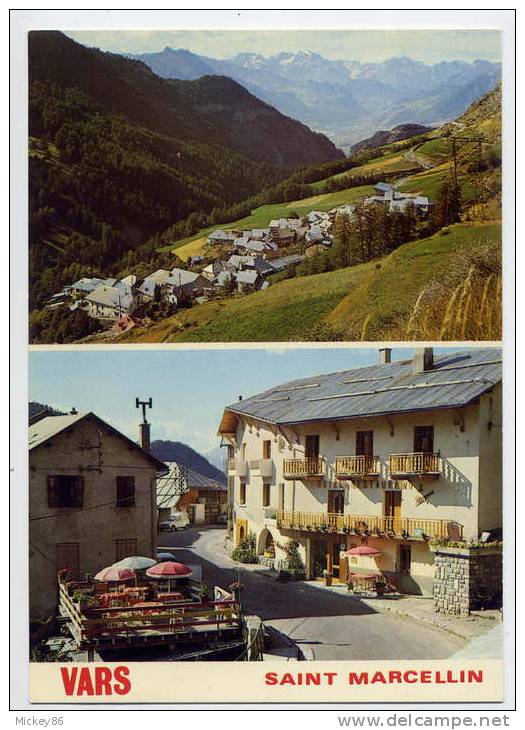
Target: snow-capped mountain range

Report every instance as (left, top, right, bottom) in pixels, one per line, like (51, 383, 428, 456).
(127, 48, 501, 148)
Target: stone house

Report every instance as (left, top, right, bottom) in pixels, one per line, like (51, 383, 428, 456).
(218, 348, 502, 596)
(29, 411, 168, 621)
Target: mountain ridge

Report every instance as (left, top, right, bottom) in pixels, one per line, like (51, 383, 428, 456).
(128, 46, 501, 146)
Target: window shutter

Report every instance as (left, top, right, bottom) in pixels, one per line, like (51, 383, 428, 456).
(47, 476, 58, 508)
(72, 476, 84, 508)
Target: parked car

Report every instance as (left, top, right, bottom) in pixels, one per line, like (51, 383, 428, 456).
(158, 512, 190, 532)
(216, 513, 228, 525)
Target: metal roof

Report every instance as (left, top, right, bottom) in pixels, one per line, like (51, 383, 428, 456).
(220, 349, 501, 429)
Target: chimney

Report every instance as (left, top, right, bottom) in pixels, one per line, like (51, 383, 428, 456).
(413, 347, 434, 373)
(135, 397, 153, 451)
(379, 348, 391, 364)
(238, 395, 243, 401)
(139, 422, 151, 451)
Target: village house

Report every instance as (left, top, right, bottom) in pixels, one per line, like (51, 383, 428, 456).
(29, 410, 168, 621)
(138, 269, 172, 300)
(207, 229, 239, 246)
(165, 268, 208, 301)
(218, 348, 502, 596)
(271, 226, 297, 248)
(84, 283, 136, 320)
(157, 463, 227, 526)
(70, 277, 107, 299)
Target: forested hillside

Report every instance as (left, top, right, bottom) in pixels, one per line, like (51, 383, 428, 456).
(29, 31, 342, 311)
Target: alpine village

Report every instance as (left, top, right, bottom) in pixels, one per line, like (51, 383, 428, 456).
(30, 32, 501, 345)
(28, 31, 503, 664)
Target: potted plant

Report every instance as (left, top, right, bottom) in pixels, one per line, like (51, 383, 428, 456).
(323, 570, 333, 587)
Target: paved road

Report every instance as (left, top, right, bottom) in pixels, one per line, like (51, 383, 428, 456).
(159, 526, 464, 660)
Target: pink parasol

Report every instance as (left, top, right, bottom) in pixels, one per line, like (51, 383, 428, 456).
(146, 561, 192, 592)
(146, 561, 192, 578)
(94, 566, 136, 582)
(344, 545, 382, 556)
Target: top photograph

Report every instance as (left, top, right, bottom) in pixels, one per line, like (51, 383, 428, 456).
(28, 28, 503, 345)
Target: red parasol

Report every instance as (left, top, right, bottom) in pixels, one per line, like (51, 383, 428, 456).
(146, 561, 192, 578)
(146, 561, 192, 591)
(344, 545, 382, 556)
(94, 566, 136, 582)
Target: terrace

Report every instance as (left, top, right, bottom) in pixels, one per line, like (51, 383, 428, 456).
(58, 574, 242, 652)
(276, 510, 458, 541)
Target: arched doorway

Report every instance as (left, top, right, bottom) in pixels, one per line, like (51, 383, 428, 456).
(258, 528, 276, 567)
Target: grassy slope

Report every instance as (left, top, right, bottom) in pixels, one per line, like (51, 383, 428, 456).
(115, 222, 500, 343)
(326, 222, 501, 339)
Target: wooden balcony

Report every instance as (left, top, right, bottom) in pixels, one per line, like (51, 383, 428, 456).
(389, 452, 441, 478)
(283, 457, 325, 480)
(335, 455, 380, 479)
(276, 510, 458, 540)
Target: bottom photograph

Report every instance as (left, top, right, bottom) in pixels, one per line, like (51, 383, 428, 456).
(28, 345, 503, 671)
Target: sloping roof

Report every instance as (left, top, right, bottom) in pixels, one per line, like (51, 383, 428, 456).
(29, 412, 168, 472)
(167, 268, 199, 287)
(219, 349, 501, 432)
(235, 270, 259, 285)
(269, 254, 304, 272)
(156, 462, 225, 508)
(71, 277, 105, 292)
(85, 284, 133, 310)
(138, 269, 171, 296)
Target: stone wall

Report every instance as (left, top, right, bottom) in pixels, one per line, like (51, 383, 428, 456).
(433, 545, 502, 616)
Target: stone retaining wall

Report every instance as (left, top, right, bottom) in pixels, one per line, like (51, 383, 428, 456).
(433, 546, 502, 616)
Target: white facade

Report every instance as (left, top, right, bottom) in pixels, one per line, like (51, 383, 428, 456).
(224, 382, 502, 595)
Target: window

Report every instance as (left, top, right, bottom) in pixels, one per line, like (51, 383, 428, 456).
(356, 431, 374, 456)
(278, 483, 285, 511)
(115, 538, 137, 562)
(241, 443, 246, 460)
(227, 444, 235, 459)
(263, 440, 271, 459)
(239, 483, 246, 505)
(116, 476, 135, 507)
(263, 483, 270, 507)
(47, 475, 84, 508)
(414, 426, 434, 453)
(305, 434, 320, 458)
(56, 542, 80, 579)
(397, 544, 412, 574)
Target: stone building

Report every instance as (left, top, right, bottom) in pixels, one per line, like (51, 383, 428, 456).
(218, 348, 502, 596)
(29, 411, 168, 621)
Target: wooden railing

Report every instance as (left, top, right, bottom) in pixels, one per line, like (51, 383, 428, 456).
(283, 457, 325, 479)
(276, 510, 458, 540)
(389, 452, 441, 476)
(59, 579, 242, 649)
(335, 455, 380, 478)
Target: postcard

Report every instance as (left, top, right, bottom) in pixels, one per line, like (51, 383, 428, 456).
(10, 8, 515, 714)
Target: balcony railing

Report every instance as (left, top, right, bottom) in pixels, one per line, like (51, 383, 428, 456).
(276, 510, 458, 540)
(335, 455, 380, 479)
(283, 457, 325, 480)
(389, 452, 441, 477)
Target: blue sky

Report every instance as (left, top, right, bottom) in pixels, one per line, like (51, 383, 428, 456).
(65, 30, 501, 64)
(30, 346, 459, 457)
